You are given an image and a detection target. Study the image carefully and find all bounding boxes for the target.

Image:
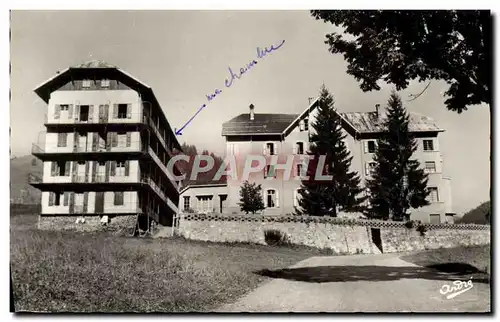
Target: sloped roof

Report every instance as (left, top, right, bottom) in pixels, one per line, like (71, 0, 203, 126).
(339, 111, 444, 133)
(222, 113, 299, 136)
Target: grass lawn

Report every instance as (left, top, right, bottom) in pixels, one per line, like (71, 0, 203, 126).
(400, 245, 491, 282)
(10, 213, 324, 312)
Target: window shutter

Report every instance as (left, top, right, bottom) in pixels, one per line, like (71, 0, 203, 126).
(125, 161, 130, 176)
(365, 162, 370, 176)
(110, 161, 116, 176)
(262, 143, 266, 155)
(105, 161, 110, 182)
(72, 161, 77, 181)
(54, 105, 61, 119)
(64, 192, 69, 206)
(363, 141, 369, 153)
(62, 133, 68, 147)
(69, 192, 75, 214)
(92, 161, 97, 182)
(274, 143, 278, 155)
(127, 104, 132, 119)
(112, 133, 118, 147)
(88, 105, 94, 122)
(48, 192, 54, 206)
(276, 190, 280, 208)
(292, 144, 297, 155)
(104, 104, 109, 122)
(299, 120, 304, 131)
(68, 104, 73, 119)
(51, 161, 57, 176)
(293, 190, 297, 207)
(74, 105, 80, 121)
(106, 132, 112, 151)
(73, 132, 79, 152)
(64, 161, 70, 176)
(126, 132, 131, 147)
(113, 104, 118, 119)
(85, 161, 90, 182)
(92, 132, 98, 152)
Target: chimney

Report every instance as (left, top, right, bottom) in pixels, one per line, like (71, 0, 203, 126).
(249, 104, 255, 121)
(375, 103, 386, 121)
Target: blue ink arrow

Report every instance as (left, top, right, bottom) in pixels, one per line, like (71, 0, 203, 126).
(175, 104, 206, 136)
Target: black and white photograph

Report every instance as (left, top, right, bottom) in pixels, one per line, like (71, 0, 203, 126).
(8, 6, 493, 314)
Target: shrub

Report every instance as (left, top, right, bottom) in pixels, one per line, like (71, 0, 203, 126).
(264, 229, 289, 246)
(416, 223, 427, 237)
(405, 220, 415, 229)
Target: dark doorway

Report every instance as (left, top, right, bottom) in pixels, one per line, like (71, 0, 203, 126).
(95, 192, 104, 213)
(371, 228, 383, 253)
(219, 194, 227, 213)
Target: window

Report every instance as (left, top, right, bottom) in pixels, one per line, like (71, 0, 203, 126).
(57, 133, 67, 147)
(296, 163, 305, 177)
(49, 192, 63, 206)
(365, 161, 377, 176)
(101, 79, 110, 87)
(114, 192, 124, 205)
(265, 142, 275, 155)
(266, 189, 278, 208)
(429, 214, 441, 224)
(60, 104, 69, 111)
(116, 161, 126, 176)
(197, 195, 212, 213)
(428, 187, 439, 203)
(117, 132, 127, 147)
(183, 196, 191, 212)
(117, 104, 128, 119)
(265, 165, 276, 178)
(424, 161, 436, 173)
(299, 120, 305, 131)
(57, 161, 67, 176)
(365, 140, 377, 153)
(304, 118, 309, 131)
(423, 139, 434, 151)
(79, 105, 89, 122)
(82, 79, 91, 88)
(54, 192, 61, 206)
(295, 142, 304, 155)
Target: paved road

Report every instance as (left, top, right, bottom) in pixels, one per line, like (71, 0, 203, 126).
(218, 253, 490, 312)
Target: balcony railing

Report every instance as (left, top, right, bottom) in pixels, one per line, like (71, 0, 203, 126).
(44, 111, 177, 153)
(72, 175, 87, 183)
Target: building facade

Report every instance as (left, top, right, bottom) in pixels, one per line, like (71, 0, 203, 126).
(29, 60, 183, 233)
(197, 100, 454, 223)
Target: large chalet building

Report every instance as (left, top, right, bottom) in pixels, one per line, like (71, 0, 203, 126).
(180, 100, 454, 224)
(29, 60, 183, 234)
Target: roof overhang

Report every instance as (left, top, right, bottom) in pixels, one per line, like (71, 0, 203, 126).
(282, 97, 320, 137)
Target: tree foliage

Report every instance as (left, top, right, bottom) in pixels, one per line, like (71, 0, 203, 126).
(295, 85, 365, 216)
(175, 142, 226, 187)
(311, 10, 491, 113)
(365, 92, 430, 221)
(239, 181, 265, 214)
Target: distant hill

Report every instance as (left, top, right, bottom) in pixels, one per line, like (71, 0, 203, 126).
(456, 201, 491, 225)
(10, 155, 42, 204)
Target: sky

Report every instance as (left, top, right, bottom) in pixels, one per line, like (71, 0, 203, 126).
(10, 10, 491, 215)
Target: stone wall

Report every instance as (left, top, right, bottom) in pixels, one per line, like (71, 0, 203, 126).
(176, 214, 490, 254)
(38, 215, 137, 235)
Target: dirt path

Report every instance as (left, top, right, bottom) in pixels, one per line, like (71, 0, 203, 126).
(217, 253, 490, 312)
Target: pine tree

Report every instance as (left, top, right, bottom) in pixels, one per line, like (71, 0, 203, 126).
(295, 86, 364, 216)
(239, 181, 265, 214)
(366, 91, 430, 221)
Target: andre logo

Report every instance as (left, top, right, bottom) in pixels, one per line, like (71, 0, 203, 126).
(439, 279, 474, 299)
(175, 39, 286, 136)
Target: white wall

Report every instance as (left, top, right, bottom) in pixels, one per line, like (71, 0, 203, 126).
(47, 90, 142, 124)
(41, 191, 140, 215)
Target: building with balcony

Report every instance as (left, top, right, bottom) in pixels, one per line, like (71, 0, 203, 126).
(29, 60, 183, 234)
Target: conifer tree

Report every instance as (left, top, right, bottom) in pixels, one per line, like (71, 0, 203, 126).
(366, 91, 430, 221)
(295, 86, 364, 216)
